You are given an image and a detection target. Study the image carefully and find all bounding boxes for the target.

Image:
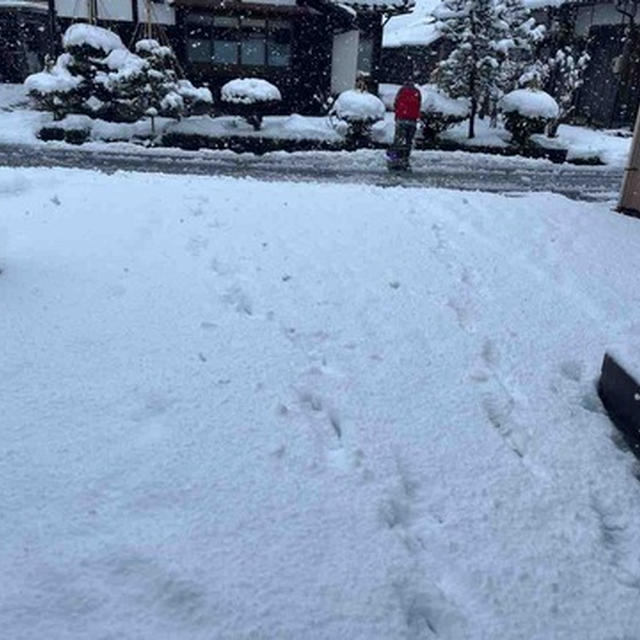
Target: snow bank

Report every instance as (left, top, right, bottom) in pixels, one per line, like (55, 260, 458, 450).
(166, 113, 342, 142)
(2, 167, 640, 639)
(538, 124, 632, 166)
(333, 90, 385, 122)
(420, 84, 469, 117)
(221, 78, 281, 105)
(500, 88, 559, 120)
(62, 23, 125, 54)
(0, 83, 28, 109)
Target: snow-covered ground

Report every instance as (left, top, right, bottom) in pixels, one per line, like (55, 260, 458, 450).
(0, 82, 633, 166)
(2, 167, 640, 639)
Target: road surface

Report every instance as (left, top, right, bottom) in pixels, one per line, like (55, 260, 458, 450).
(0, 141, 624, 202)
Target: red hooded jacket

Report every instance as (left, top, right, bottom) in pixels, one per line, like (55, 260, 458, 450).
(394, 85, 421, 121)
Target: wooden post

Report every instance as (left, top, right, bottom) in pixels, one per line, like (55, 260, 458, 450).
(88, 0, 98, 24)
(617, 105, 640, 216)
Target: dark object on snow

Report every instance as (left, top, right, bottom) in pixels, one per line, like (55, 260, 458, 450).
(39, 125, 89, 145)
(598, 353, 640, 457)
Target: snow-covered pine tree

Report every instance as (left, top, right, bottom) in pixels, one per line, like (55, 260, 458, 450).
(489, 0, 545, 125)
(27, 25, 212, 126)
(135, 39, 212, 122)
(545, 46, 590, 136)
(26, 24, 129, 121)
(433, 0, 501, 138)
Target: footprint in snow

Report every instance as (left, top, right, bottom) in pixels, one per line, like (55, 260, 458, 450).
(222, 285, 253, 316)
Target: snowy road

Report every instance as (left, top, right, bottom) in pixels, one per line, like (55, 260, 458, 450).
(0, 141, 624, 201)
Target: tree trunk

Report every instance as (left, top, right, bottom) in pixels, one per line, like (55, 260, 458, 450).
(468, 66, 476, 139)
(469, 97, 476, 139)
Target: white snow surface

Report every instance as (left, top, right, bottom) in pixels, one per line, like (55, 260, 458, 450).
(421, 84, 469, 117)
(2, 167, 640, 639)
(383, 0, 440, 47)
(333, 90, 386, 122)
(168, 113, 342, 141)
(221, 78, 281, 105)
(0, 83, 633, 165)
(62, 23, 126, 54)
(500, 89, 560, 120)
(24, 53, 82, 95)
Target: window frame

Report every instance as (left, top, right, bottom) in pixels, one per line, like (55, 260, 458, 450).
(184, 12, 292, 69)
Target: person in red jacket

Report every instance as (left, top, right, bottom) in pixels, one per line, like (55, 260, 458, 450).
(388, 81, 422, 171)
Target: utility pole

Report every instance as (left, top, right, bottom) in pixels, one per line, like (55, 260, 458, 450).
(618, 105, 640, 216)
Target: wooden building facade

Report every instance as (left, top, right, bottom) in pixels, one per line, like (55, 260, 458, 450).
(0, 1, 49, 82)
(30, 0, 412, 114)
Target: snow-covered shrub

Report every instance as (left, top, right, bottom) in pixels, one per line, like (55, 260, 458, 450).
(26, 24, 126, 120)
(220, 78, 282, 131)
(500, 88, 559, 146)
(26, 25, 211, 125)
(135, 39, 212, 120)
(331, 89, 385, 149)
(419, 84, 469, 143)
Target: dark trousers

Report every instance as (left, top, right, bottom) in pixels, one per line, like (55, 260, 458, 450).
(391, 119, 417, 168)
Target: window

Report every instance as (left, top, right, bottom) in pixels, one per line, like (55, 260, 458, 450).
(187, 38, 211, 62)
(185, 12, 292, 67)
(214, 40, 238, 64)
(268, 21, 291, 67)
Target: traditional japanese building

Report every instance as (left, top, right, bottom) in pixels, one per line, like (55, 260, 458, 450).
(44, 0, 413, 113)
(0, 0, 49, 82)
(380, 0, 640, 128)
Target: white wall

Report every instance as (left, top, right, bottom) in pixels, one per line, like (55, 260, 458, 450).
(331, 30, 359, 94)
(137, 0, 175, 25)
(55, 0, 175, 24)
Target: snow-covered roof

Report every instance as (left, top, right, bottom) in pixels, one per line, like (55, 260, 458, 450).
(0, 0, 47, 11)
(337, 0, 414, 13)
(383, 0, 441, 47)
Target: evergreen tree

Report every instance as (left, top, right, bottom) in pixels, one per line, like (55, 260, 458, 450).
(26, 26, 211, 125)
(433, 0, 501, 138)
(487, 0, 545, 125)
(545, 46, 590, 135)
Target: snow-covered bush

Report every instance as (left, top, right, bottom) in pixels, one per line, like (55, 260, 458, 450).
(500, 88, 559, 145)
(331, 89, 385, 149)
(419, 84, 469, 142)
(26, 25, 211, 125)
(26, 24, 127, 120)
(220, 78, 281, 131)
(135, 39, 212, 121)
